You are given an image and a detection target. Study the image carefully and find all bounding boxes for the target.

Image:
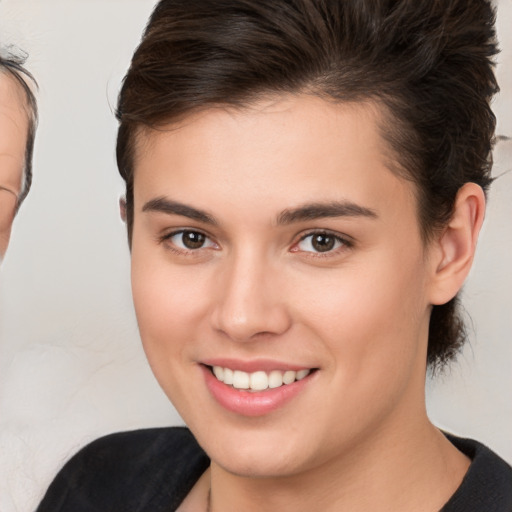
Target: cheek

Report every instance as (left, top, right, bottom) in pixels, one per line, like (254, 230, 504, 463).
(294, 257, 429, 440)
(130, 244, 210, 360)
(130, 253, 211, 410)
(295, 251, 429, 375)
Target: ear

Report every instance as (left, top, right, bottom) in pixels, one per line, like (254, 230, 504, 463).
(428, 182, 486, 306)
(119, 196, 127, 223)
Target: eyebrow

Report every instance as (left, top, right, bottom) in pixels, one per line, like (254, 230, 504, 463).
(276, 201, 378, 225)
(142, 196, 377, 226)
(142, 197, 218, 225)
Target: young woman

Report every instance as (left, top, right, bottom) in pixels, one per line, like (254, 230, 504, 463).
(38, 1, 512, 510)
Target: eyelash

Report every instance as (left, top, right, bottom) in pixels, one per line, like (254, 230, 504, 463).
(159, 229, 353, 257)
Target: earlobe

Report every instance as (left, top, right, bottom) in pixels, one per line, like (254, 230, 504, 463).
(429, 182, 486, 306)
(119, 196, 127, 223)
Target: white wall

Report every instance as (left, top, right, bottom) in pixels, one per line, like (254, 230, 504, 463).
(0, 1, 510, 511)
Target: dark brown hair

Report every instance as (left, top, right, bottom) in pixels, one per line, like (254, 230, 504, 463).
(0, 47, 38, 209)
(116, 0, 499, 370)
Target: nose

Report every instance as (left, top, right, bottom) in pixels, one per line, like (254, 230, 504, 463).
(211, 250, 292, 342)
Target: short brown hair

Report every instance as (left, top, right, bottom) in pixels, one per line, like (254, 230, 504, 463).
(116, 0, 499, 370)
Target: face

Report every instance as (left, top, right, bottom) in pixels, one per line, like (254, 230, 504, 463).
(0, 73, 28, 260)
(131, 95, 437, 479)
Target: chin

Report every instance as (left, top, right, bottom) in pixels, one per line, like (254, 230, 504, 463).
(191, 418, 319, 479)
(213, 448, 306, 479)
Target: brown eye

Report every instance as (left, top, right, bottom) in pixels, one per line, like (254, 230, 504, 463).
(166, 230, 216, 251)
(311, 234, 335, 252)
(296, 232, 346, 254)
(181, 230, 206, 249)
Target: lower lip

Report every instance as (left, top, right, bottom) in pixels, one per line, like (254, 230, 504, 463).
(202, 365, 314, 417)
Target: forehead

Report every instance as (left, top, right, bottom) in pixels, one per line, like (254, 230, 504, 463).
(133, 94, 409, 197)
(0, 72, 29, 195)
(133, 93, 417, 205)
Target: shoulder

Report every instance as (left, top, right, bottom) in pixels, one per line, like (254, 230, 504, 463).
(36, 427, 210, 512)
(442, 434, 512, 512)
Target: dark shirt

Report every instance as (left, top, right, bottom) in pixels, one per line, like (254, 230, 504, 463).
(37, 427, 512, 512)
(441, 434, 512, 511)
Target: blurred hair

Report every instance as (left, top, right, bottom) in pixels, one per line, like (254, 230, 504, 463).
(116, 0, 499, 370)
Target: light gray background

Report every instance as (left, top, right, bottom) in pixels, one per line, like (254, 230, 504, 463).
(0, 1, 510, 511)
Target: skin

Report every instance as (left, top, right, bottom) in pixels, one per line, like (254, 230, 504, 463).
(130, 95, 484, 512)
(0, 72, 28, 260)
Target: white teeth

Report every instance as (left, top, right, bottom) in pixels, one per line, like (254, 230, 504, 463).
(212, 366, 311, 391)
(296, 369, 310, 380)
(213, 366, 224, 381)
(250, 371, 268, 391)
(282, 370, 296, 385)
(224, 368, 234, 385)
(268, 370, 284, 389)
(233, 370, 250, 389)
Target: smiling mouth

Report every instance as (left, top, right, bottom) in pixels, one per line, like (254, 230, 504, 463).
(208, 365, 316, 392)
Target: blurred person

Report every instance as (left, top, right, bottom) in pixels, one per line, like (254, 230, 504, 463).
(0, 49, 37, 261)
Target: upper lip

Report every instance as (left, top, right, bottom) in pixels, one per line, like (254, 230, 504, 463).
(201, 358, 316, 373)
